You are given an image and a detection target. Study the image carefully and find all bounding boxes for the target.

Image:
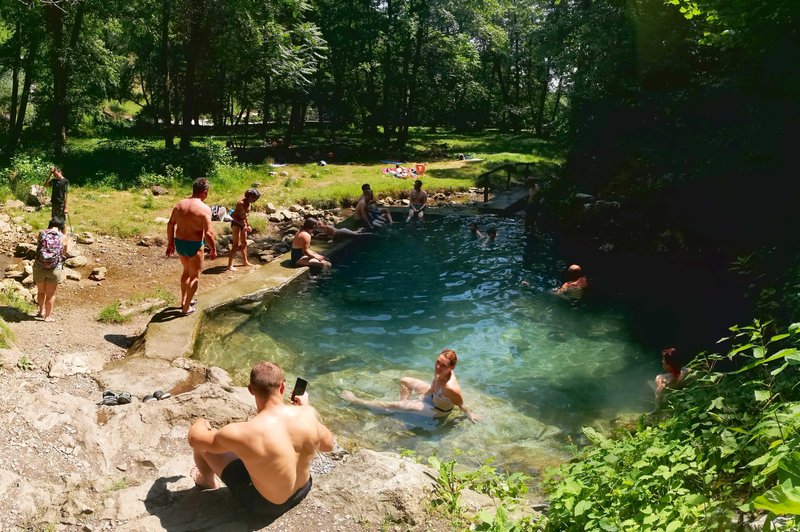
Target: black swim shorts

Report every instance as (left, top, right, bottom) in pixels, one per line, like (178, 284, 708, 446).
(221, 459, 312, 518)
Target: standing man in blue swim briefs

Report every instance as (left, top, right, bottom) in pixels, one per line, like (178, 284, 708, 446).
(166, 178, 218, 315)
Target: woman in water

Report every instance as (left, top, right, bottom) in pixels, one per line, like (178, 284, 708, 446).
(654, 347, 690, 409)
(340, 348, 482, 423)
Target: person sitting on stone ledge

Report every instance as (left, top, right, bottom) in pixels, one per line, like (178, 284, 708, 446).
(188, 361, 334, 518)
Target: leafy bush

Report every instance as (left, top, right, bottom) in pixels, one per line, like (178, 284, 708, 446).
(428, 455, 540, 531)
(0, 287, 36, 314)
(0, 154, 54, 200)
(544, 321, 800, 531)
(62, 138, 233, 189)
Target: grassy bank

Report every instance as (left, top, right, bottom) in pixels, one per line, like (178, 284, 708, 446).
(2, 130, 560, 238)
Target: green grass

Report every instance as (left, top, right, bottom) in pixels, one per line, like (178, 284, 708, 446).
(0, 288, 36, 315)
(0, 318, 12, 349)
(16, 355, 34, 371)
(11, 130, 561, 238)
(127, 286, 176, 308)
(97, 302, 130, 324)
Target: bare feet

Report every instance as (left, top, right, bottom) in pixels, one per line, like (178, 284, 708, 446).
(339, 390, 356, 402)
(190, 467, 219, 490)
(226, 266, 237, 272)
(43, 316, 55, 323)
(181, 306, 196, 316)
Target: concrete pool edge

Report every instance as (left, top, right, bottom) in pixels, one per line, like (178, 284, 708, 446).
(99, 238, 347, 396)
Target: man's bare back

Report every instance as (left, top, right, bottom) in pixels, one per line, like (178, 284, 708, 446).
(214, 404, 327, 502)
(171, 197, 212, 241)
(189, 361, 334, 516)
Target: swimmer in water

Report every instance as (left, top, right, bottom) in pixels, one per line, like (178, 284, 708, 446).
(340, 348, 482, 423)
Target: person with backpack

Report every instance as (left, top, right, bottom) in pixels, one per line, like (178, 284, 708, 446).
(33, 218, 68, 322)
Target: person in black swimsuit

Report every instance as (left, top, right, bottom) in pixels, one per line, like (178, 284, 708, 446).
(290, 218, 331, 269)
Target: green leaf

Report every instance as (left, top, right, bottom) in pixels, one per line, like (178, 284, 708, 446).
(753, 482, 800, 515)
(666, 521, 682, 532)
(753, 346, 766, 358)
(574, 499, 592, 516)
(770, 334, 790, 343)
(754, 390, 772, 402)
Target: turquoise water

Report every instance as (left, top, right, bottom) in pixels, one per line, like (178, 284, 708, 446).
(195, 216, 658, 472)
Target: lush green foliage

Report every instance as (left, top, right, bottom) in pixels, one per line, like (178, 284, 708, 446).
(0, 287, 36, 315)
(544, 321, 800, 531)
(427, 455, 541, 531)
(0, 154, 54, 200)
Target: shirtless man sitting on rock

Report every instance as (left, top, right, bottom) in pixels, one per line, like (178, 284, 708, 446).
(166, 178, 217, 315)
(189, 361, 335, 518)
(340, 348, 482, 424)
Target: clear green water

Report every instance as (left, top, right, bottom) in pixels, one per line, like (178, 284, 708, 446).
(195, 216, 658, 472)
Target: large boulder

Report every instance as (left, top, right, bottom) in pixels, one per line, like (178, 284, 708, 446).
(65, 256, 88, 268)
(14, 242, 37, 260)
(26, 185, 49, 207)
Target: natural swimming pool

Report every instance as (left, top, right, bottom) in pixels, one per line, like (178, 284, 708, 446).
(195, 215, 659, 473)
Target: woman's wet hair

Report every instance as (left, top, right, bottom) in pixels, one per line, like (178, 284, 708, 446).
(439, 348, 458, 368)
(303, 217, 318, 230)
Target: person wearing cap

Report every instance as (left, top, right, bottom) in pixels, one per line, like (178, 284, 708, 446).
(554, 264, 588, 298)
(407, 180, 428, 222)
(654, 348, 690, 409)
(226, 189, 261, 271)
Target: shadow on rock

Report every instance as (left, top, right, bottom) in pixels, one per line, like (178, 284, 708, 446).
(104, 333, 137, 348)
(149, 307, 193, 323)
(0, 306, 37, 323)
(202, 265, 230, 275)
(144, 475, 275, 531)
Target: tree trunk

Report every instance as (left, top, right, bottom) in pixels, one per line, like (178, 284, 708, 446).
(8, 35, 38, 159)
(46, 3, 66, 157)
(180, 0, 205, 151)
(260, 74, 271, 135)
(381, 0, 394, 147)
(46, 2, 85, 158)
(397, 0, 428, 148)
(534, 61, 549, 135)
(550, 74, 563, 133)
(9, 21, 21, 133)
(161, 0, 174, 148)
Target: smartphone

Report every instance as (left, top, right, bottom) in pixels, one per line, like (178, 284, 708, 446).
(291, 377, 308, 401)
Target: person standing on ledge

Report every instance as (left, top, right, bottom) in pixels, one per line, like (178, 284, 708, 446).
(166, 178, 217, 315)
(340, 348, 483, 423)
(291, 217, 331, 269)
(189, 361, 335, 518)
(407, 179, 428, 222)
(44, 166, 69, 223)
(226, 188, 261, 271)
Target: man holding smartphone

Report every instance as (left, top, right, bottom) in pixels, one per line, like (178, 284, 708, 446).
(188, 361, 334, 518)
(44, 166, 69, 223)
